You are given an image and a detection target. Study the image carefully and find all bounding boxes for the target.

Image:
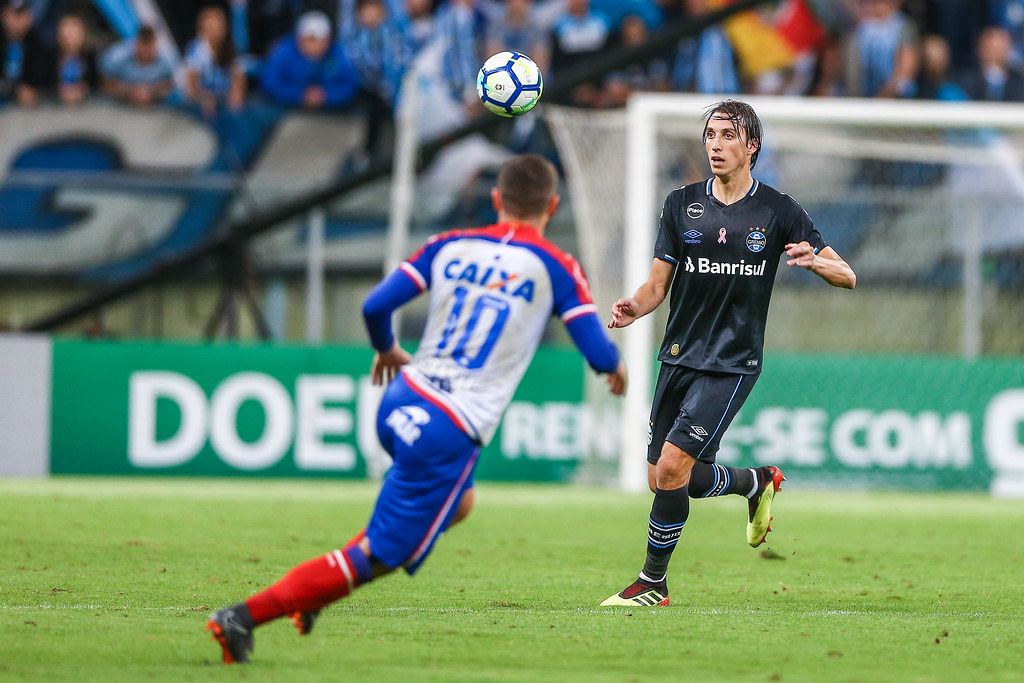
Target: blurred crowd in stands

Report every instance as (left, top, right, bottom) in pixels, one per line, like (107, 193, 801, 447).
(2, 0, 1024, 149)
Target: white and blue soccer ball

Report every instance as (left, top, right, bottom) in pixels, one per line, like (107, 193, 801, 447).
(476, 51, 543, 117)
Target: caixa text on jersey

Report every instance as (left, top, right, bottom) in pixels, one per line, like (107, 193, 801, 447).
(442, 259, 536, 301)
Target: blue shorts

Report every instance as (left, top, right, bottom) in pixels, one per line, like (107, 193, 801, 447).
(366, 373, 479, 575)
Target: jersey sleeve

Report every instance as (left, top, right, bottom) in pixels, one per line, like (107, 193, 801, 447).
(361, 268, 422, 351)
(549, 251, 599, 323)
(653, 191, 682, 265)
(781, 197, 827, 254)
(543, 250, 620, 374)
(362, 231, 462, 351)
(400, 229, 462, 291)
(565, 313, 620, 374)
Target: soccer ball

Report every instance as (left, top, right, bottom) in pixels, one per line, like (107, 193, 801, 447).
(476, 51, 543, 117)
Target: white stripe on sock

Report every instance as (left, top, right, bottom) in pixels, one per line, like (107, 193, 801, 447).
(332, 549, 354, 592)
(747, 469, 759, 498)
(638, 570, 664, 584)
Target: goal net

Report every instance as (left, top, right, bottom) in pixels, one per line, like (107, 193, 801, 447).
(546, 94, 1024, 492)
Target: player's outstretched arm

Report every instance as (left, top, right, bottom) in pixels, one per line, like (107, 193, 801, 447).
(608, 258, 675, 328)
(785, 243, 856, 289)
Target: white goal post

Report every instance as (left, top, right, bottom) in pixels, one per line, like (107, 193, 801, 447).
(547, 94, 1024, 492)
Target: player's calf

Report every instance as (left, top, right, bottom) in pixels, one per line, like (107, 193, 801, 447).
(688, 461, 757, 498)
(207, 545, 375, 663)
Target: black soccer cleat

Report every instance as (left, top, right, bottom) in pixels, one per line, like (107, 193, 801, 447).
(206, 605, 254, 664)
(290, 609, 321, 636)
(600, 578, 669, 607)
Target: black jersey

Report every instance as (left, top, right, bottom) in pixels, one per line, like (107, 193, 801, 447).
(654, 177, 826, 375)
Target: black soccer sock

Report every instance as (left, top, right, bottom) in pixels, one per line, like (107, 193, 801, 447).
(641, 486, 689, 583)
(687, 461, 756, 499)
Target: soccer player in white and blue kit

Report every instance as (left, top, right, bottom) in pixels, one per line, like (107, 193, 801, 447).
(208, 154, 628, 664)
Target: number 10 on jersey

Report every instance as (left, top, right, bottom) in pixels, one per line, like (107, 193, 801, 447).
(436, 285, 511, 369)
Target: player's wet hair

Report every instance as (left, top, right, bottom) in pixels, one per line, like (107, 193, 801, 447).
(702, 99, 763, 169)
(497, 154, 558, 218)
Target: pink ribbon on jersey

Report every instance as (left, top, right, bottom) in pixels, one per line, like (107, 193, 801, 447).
(718, 228, 727, 244)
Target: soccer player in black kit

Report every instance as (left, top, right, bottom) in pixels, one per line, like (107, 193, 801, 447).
(601, 100, 856, 607)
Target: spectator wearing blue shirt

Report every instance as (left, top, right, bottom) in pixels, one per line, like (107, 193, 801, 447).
(183, 5, 246, 116)
(843, 0, 918, 98)
(403, 0, 434, 53)
(0, 0, 54, 105)
(551, 0, 609, 72)
(990, 0, 1024, 68)
(550, 0, 610, 105)
(433, 0, 487, 104)
(261, 10, 359, 109)
(671, 0, 739, 95)
(54, 13, 98, 106)
(958, 25, 1024, 102)
(485, 0, 550, 72)
(336, 0, 413, 166)
(100, 25, 175, 106)
(339, 0, 412, 104)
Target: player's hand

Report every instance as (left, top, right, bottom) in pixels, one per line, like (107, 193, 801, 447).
(607, 297, 640, 329)
(785, 241, 816, 270)
(371, 343, 412, 385)
(606, 360, 628, 396)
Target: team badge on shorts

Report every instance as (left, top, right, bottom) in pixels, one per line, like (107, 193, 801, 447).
(686, 203, 704, 219)
(670, 343, 680, 356)
(647, 421, 654, 445)
(385, 406, 431, 446)
(746, 230, 766, 253)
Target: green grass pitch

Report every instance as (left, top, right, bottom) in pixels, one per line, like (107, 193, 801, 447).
(2, 477, 1023, 681)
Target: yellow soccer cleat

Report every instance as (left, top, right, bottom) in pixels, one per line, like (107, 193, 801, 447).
(600, 578, 669, 607)
(747, 466, 785, 547)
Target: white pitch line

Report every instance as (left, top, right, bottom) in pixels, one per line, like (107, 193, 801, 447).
(0, 603, 1000, 619)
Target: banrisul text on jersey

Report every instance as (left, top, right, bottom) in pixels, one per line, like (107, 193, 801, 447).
(654, 178, 827, 374)
(684, 257, 767, 276)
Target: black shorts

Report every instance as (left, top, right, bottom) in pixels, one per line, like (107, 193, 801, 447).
(647, 364, 758, 465)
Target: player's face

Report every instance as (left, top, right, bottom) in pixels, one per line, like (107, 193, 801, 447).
(703, 115, 755, 178)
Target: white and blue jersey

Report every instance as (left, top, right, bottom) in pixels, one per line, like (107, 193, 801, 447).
(361, 220, 618, 573)
(364, 220, 619, 445)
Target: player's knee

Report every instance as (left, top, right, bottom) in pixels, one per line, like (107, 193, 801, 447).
(451, 488, 475, 526)
(655, 442, 696, 489)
